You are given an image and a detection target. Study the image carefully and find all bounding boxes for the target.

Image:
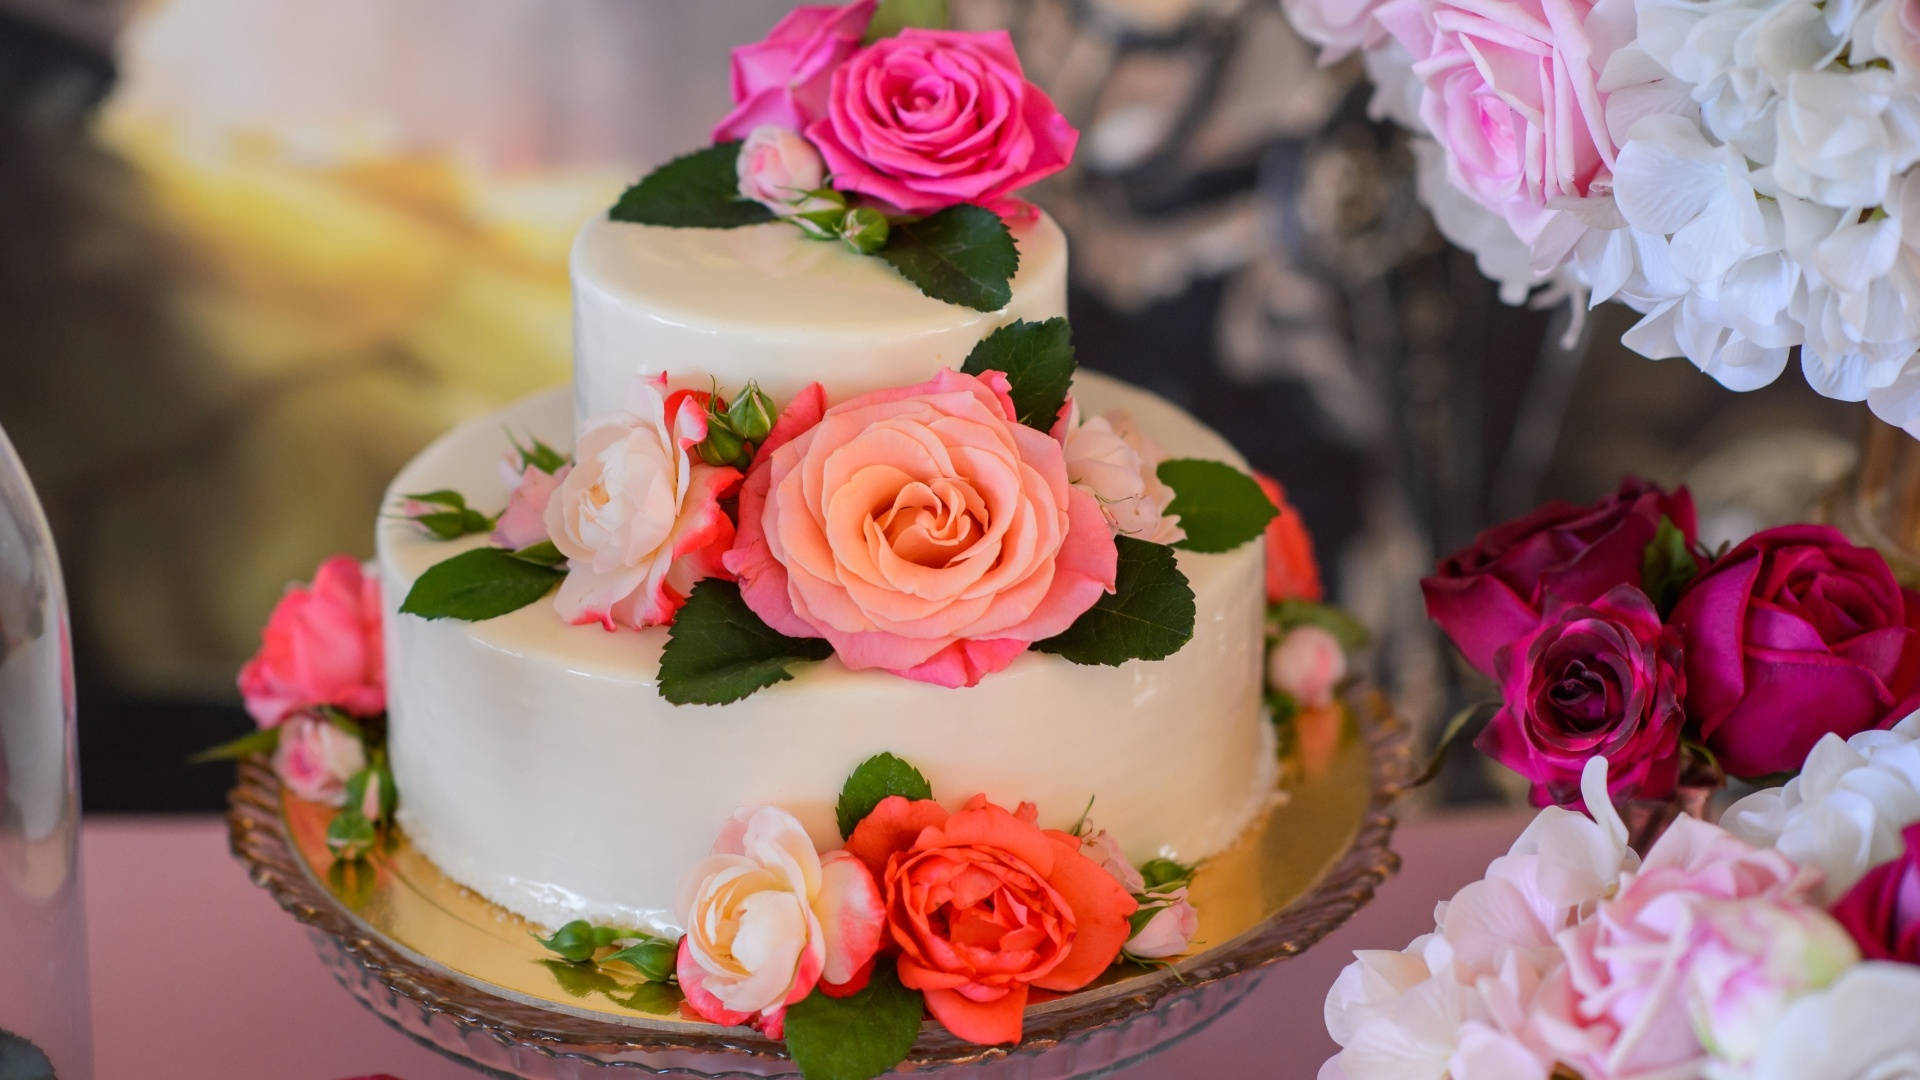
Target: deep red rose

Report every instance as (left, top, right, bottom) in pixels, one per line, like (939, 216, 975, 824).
(1477, 585, 1687, 807)
(1422, 477, 1696, 677)
(1672, 524, 1920, 778)
(1830, 821, 1920, 963)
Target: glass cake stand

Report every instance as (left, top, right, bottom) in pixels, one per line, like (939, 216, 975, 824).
(228, 692, 1416, 1079)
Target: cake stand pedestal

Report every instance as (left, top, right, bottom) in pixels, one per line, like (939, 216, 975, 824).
(228, 693, 1416, 1079)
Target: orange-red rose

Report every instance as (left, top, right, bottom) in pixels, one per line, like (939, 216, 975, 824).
(845, 794, 1138, 1045)
(1257, 473, 1322, 604)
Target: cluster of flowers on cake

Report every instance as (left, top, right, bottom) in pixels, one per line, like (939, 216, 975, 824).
(1422, 477, 1920, 809)
(528, 752, 1202, 1079)
(1320, 719, 1920, 1080)
(1279, 0, 1920, 434)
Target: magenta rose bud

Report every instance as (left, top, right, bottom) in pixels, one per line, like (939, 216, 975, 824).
(806, 29, 1078, 218)
(711, 1, 878, 143)
(1830, 821, 1920, 963)
(1476, 585, 1686, 807)
(1422, 477, 1696, 677)
(1672, 524, 1920, 779)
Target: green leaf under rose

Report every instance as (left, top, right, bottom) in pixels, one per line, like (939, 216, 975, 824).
(1034, 536, 1196, 665)
(610, 142, 777, 229)
(782, 963, 923, 1080)
(1157, 459, 1278, 554)
(877, 204, 1020, 313)
(836, 753, 935, 840)
(961, 317, 1075, 430)
(398, 546, 565, 622)
(656, 579, 836, 705)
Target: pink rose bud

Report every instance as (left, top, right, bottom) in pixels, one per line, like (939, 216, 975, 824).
(1080, 827, 1146, 893)
(737, 125, 827, 214)
(271, 713, 367, 807)
(493, 463, 566, 551)
(1125, 888, 1199, 960)
(1267, 625, 1347, 708)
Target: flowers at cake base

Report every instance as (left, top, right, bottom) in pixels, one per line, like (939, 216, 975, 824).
(270, 712, 366, 807)
(725, 368, 1118, 688)
(237, 555, 385, 727)
(1257, 473, 1322, 604)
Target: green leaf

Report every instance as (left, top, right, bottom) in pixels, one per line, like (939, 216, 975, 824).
(513, 540, 566, 567)
(836, 753, 934, 840)
(960, 317, 1075, 430)
(610, 142, 776, 229)
(1411, 701, 1498, 789)
(1034, 536, 1196, 665)
(1158, 459, 1278, 554)
(510, 433, 569, 475)
(603, 939, 678, 983)
(1641, 515, 1700, 617)
(1139, 856, 1196, 892)
(864, 0, 949, 42)
(538, 958, 622, 999)
(411, 507, 496, 540)
(783, 964, 923, 1080)
(657, 580, 835, 705)
(189, 726, 281, 764)
(326, 809, 376, 861)
(533, 920, 625, 963)
(1269, 600, 1371, 652)
(398, 546, 564, 621)
(877, 205, 1018, 312)
(616, 980, 684, 1014)
(405, 489, 468, 510)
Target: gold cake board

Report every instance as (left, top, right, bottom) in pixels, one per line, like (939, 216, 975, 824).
(228, 692, 1415, 1079)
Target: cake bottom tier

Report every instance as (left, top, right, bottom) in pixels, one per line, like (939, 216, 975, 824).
(377, 373, 1276, 934)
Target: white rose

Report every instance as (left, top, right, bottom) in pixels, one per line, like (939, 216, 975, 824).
(270, 713, 365, 807)
(1267, 625, 1348, 709)
(1061, 405, 1184, 545)
(1124, 887, 1199, 959)
(545, 373, 740, 630)
(735, 125, 827, 214)
(1715, 963, 1920, 1080)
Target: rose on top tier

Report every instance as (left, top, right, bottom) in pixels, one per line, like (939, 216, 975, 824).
(1478, 585, 1686, 807)
(237, 555, 385, 727)
(724, 369, 1118, 688)
(806, 29, 1078, 217)
(1672, 525, 1920, 779)
(1423, 477, 1695, 677)
(711, 0, 877, 143)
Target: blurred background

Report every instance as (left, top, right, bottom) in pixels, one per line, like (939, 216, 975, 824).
(0, 0, 1866, 813)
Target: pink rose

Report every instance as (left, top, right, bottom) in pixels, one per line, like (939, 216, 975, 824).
(1061, 405, 1184, 545)
(1373, 0, 1627, 258)
(1423, 478, 1695, 677)
(675, 806, 885, 1038)
(1478, 586, 1686, 808)
(1081, 827, 1146, 893)
(736, 125, 828, 214)
(1281, 0, 1389, 62)
(493, 463, 565, 551)
(271, 713, 366, 806)
(238, 555, 385, 727)
(806, 29, 1079, 217)
(544, 376, 741, 630)
(724, 369, 1118, 688)
(1268, 625, 1349, 709)
(1125, 887, 1200, 959)
(711, 1, 878, 143)
(1673, 525, 1920, 779)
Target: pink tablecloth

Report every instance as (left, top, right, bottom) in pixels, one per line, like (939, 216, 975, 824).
(84, 810, 1531, 1080)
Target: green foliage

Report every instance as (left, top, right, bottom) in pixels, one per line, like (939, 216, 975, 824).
(1157, 459, 1278, 553)
(1035, 537, 1196, 665)
(877, 205, 1019, 312)
(657, 580, 835, 705)
(610, 142, 778, 229)
(836, 753, 934, 840)
(960, 317, 1075, 430)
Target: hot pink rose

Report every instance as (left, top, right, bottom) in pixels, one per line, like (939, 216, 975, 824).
(1372, 0, 1627, 258)
(1672, 525, 1920, 779)
(238, 555, 385, 727)
(1478, 586, 1686, 808)
(724, 369, 1117, 688)
(806, 29, 1078, 217)
(492, 463, 565, 551)
(1423, 477, 1695, 677)
(270, 713, 366, 806)
(711, 1, 877, 143)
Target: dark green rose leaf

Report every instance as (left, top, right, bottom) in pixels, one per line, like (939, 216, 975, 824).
(877, 205, 1019, 312)
(1035, 537, 1196, 665)
(783, 964, 923, 1080)
(1269, 600, 1371, 652)
(1641, 515, 1701, 617)
(836, 753, 934, 840)
(1157, 459, 1278, 554)
(657, 580, 835, 705)
(512, 540, 566, 567)
(960, 317, 1075, 430)
(864, 0, 949, 42)
(398, 547, 564, 621)
(610, 142, 776, 229)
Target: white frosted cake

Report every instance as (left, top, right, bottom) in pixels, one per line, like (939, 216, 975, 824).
(378, 212, 1277, 933)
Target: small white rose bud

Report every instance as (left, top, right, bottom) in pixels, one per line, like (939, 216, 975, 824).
(736, 125, 827, 213)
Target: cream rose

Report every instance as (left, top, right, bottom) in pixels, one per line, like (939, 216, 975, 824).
(271, 713, 365, 806)
(1268, 625, 1348, 708)
(736, 124, 828, 214)
(1061, 404, 1184, 545)
(724, 369, 1119, 688)
(674, 806, 885, 1036)
(544, 374, 741, 630)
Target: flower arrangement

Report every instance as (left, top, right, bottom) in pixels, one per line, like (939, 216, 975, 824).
(608, 0, 1077, 313)
(394, 317, 1281, 701)
(1260, 474, 1371, 772)
(524, 752, 1201, 1080)
(1279, 0, 1920, 434)
(1320, 724, 1920, 1080)
(1423, 477, 1920, 810)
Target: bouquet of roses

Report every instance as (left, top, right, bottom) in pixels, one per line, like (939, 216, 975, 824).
(1279, 0, 1920, 435)
(1320, 717, 1920, 1080)
(1423, 478, 1920, 812)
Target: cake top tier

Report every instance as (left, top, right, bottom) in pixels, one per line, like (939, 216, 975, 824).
(571, 211, 1068, 419)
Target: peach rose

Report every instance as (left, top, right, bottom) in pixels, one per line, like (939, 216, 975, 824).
(846, 794, 1138, 1045)
(675, 806, 885, 1038)
(545, 375, 741, 630)
(1256, 473, 1323, 604)
(270, 713, 366, 806)
(723, 370, 1118, 688)
(237, 555, 385, 727)
(1061, 404, 1184, 545)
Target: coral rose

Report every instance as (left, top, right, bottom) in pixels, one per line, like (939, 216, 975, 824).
(270, 713, 366, 806)
(723, 369, 1118, 688)
(545, 374, 741, 631)
(1673, 524, 1920, 778)
(710, 1, 876, 143)
(675, 806, 885, 1038)
(807, 29, 1078, 217)
(846, 794, 1138, 1044)
(1256, 473, 1322, 604)
(238, 555, 385, 727)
